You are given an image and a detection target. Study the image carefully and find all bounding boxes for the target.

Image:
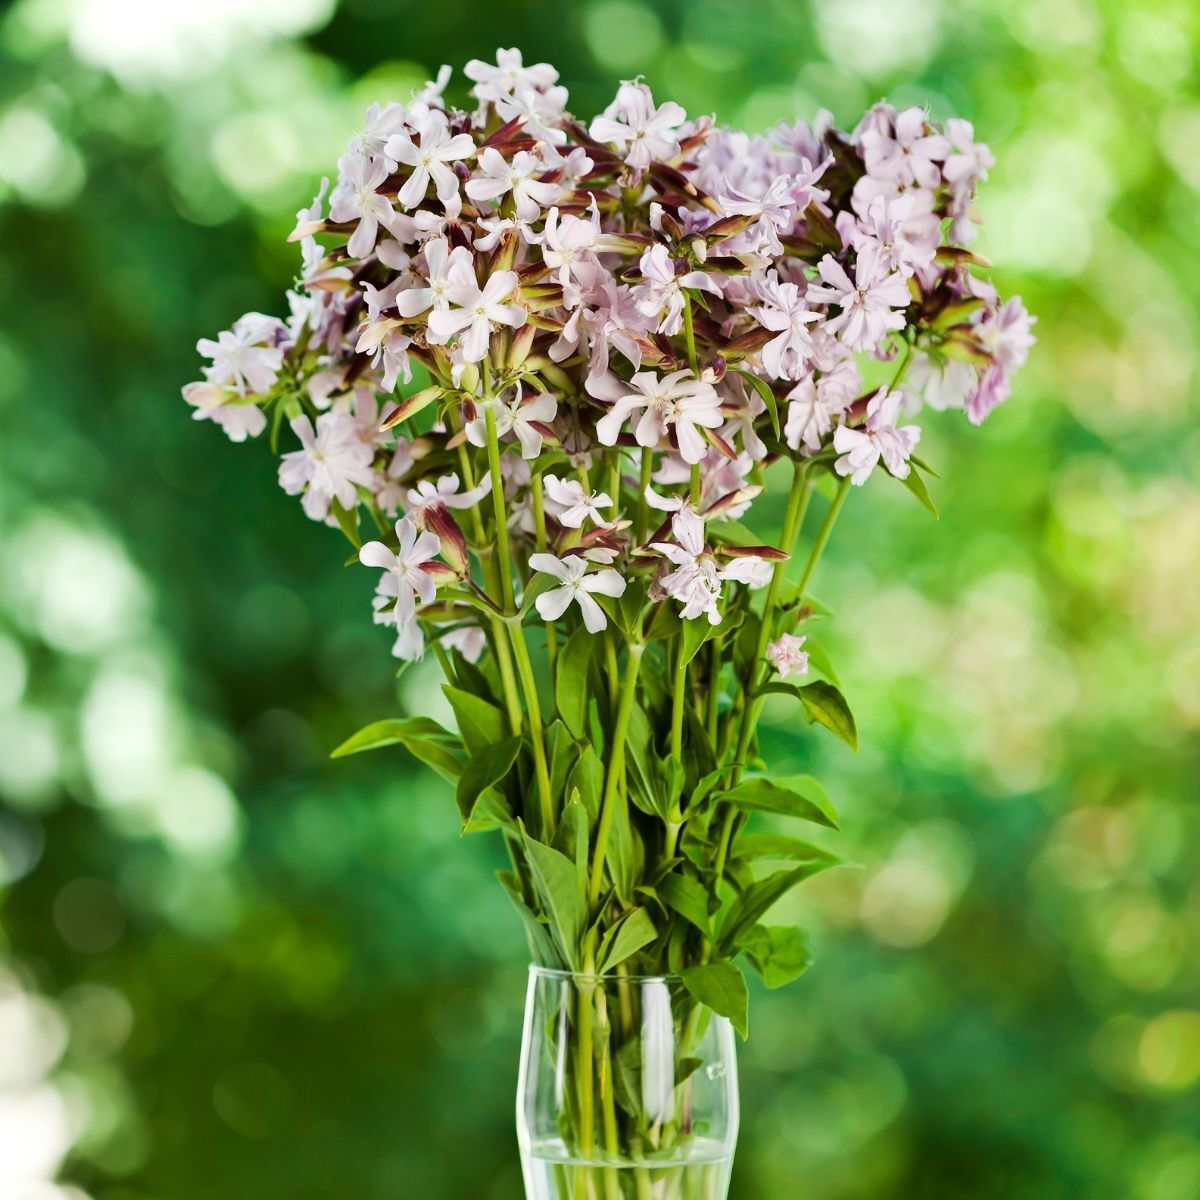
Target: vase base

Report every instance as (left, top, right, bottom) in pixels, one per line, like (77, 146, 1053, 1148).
(522, 1137, 733, 1200)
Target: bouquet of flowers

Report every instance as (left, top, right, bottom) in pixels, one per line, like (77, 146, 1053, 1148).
(183, 48, 1032, 1192)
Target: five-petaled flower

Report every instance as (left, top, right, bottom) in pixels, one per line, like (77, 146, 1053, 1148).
(530, 553, 626, 633)
(768, 633, 810, 679)
(359, 516, 442, 625)
(806, 242, 911, 352)
(278, 412, 376, 521)
(426, 266, 527, 362)
(589, 81, 686, 169)
(385, 112, 475, 214)
(465, 388, 558, 459)
(466, 148, 561, 223)
(593, 369, 724, 465)
(833, 387, 921, 485)
(543, 475, 613, 528)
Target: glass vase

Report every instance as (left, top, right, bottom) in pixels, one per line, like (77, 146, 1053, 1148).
(517, 966, 739, 1200)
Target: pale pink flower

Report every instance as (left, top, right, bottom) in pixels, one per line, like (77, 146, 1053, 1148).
(750, 271, 822, 380)
(593, 369, 723, 465)
(385, 112, 475, 213)
(465, 148, 561, 222)
(279, 411, 376, 520)
(861, 106, 950, 188)
(359, 516, 442, 625)
(465, 389, 557, 459)
(330, 154, 404, 259)
(404, 472, 492, 518)
(182, 381, 267, 442)
(807, 242, 911, 351)
(441, 626, 487, 663)
(943, 118, 995, 243)
(833, 387, 921, 485)
(543, 475, 613, 528)
(842, 193, 935, 278)
(651, 509, 724, 624)
(396, 237, 474, 317)
(783, 363, 859, 453)
(590, 82, 686, 169)
(530, 553, 626, 633)
(634, 244, 723, 336)
(768, 633, 809, 679)
(196, 313, 284, 396)
(426, 266, 526, 362)
(465, 48, 560, 104)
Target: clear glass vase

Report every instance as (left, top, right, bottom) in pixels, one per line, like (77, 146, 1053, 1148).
(517, 966, 739, 1200)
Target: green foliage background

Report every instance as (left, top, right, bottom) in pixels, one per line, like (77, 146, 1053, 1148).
(1, 1, 1198, 1196)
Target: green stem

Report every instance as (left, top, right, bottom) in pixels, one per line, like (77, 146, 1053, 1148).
(531, 473, 557, 671)
(588, 642, 645, 906)
(484, 403, 517, 613)
(484, 402, 555, 837)
(634, 448, 653, 544)
(714, 460, 813, 881)
(683, 294, 699, 374)
(669, 636, 687, 762)
(794, 474, 850, 602)
(452, 420, 524, 740)
(510, 619, 556, 839)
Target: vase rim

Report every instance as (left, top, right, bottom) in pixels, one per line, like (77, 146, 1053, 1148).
(528, 964, 683, 984)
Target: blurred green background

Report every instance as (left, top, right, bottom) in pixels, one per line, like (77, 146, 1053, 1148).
(2, 1, 1198, 1197)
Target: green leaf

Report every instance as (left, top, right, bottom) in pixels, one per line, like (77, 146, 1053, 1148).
(456, 736, 522, 827)
(740, 924, 814, 989)
(546, 720, 574, 806)
(658, 873, 714, 938)
(707, 518, 761, 549)
(713, 774, 840, 829)
(606, 786, 639, 907)
(553, 797, 589, 881)
(680, 615, 716, 667)
(443, 685, 506, 750)
(896, 463, 939, 517)
(330, 717, 463, 784)
(596, 908, 658, 974)
(329, 497, 361, 548)
(566, 747, 603, 827)
(735, 833, 842, 865)
(523, 832, 587, 971)
(802, 638, 840, 686)
(719, 865, 822, 952)
(760, 680, 858, 752)
(555, 627, 595, 739)
(680, 961, 749, 1039)
(731, 368, 780, 439)
(496, 870, 564, 968)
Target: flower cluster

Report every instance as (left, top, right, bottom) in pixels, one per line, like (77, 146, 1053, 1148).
(182, 54, 1032, 1027)
(184, 55, 1031, 673)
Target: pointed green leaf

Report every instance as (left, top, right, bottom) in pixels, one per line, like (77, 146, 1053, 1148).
(566, 747, 604, 827)
(658, 873, 714, 938)
(443, 685, 506, 749)
(740, 924, 814, 988)
(596, 907, 658, 975)
(735, 833, 842, 865)
(731, 368, 780, 438)
(680, 961, 749, 1039)
(555, 627, 595, 739)
(456, 736, 522, 826)
(523, 832, 587, 971)
(714, 774, 839, 829)
(719, 865, 823, 952)
(897, 463, 938, 517)
(330, 717, 463, 784)
(760, 680, 858, 752)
